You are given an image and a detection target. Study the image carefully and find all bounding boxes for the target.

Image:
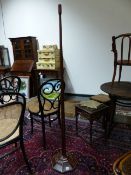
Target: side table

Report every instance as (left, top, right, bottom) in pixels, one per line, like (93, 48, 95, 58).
(75, 104, 109, 143)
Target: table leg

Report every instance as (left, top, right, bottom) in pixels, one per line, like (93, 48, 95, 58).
(102, 110, 108, 140)
(108, 96, 116, 137)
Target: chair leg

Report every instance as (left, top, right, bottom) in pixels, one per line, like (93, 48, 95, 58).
(15, 142, 17, 147)
(20, 140, 32, 174)
(48, 115, 51, 127)
(41, 117, 46, 149)
(57, 110, 61, 127)
(107, 99, 116, 138)
(102, 111, 108, 140)
(112, 64, 117, 85)
(30, 114, 34, 134)
(118, 65, 122, 82)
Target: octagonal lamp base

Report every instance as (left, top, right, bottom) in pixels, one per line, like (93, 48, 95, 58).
(52, 150, 78, 173)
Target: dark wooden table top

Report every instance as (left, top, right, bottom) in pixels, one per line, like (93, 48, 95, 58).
(100, 81, 131, 100)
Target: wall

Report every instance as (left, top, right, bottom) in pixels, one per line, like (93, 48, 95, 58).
(0, 0, 131, 95)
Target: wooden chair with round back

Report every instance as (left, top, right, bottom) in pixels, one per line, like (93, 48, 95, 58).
(27, 79, 63, 149)
(112, 33, 131, 85)
(0, 92, 32, 174)
(0, 75, 21, 93)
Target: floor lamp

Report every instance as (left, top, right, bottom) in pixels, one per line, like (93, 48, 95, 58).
(51, 4, 77, 173)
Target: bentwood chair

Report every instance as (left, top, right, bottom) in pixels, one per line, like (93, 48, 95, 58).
(0, 75, 21, 93)
(111, 33, 131, 85)
(0, 75, 21, 104)
(0, 92, 32, 174)
(113, 151, 131, 175)
(27, 79, 62, 149)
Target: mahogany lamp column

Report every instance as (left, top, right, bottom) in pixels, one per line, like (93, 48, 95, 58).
(51, 4, 77, 173)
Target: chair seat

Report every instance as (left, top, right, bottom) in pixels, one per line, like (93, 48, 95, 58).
(27, 96, 59, 115)
(117, 60, 131, 65)
(113, 151, 131, 175)
(26, 97, 40, 113)
(0, 119, 19, 145)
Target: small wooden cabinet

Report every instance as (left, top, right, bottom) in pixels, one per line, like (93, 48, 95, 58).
(9, 36, 38, 97)
(9, 36, 38, 61)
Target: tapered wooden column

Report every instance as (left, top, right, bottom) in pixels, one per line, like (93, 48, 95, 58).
(51, 4, 77, 173)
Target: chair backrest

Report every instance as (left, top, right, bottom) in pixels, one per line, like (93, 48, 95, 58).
(0, 75, 21, 93)
(112, 33, 131, 63)
(38, 79, 63, 113)
(0, 92, 26, 145)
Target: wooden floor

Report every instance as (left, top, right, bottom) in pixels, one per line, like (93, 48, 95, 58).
(65, 94, 90, 101)
(64, 94, 90, 118)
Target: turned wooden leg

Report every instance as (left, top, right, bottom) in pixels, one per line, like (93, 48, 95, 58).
(112, 64, 117, 85)
(107, 97, 116, 137)
(41, 116, 46, 149)
(118, 64, 122, 82)
(57, 110, 61, 128)
(20, 140, 32, 174)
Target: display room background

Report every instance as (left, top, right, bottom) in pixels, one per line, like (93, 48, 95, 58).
(0, 0, 131, 94)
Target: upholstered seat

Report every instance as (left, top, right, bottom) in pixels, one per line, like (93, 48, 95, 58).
(75, 100, 109, 143)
